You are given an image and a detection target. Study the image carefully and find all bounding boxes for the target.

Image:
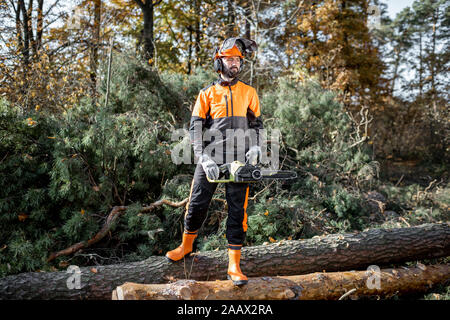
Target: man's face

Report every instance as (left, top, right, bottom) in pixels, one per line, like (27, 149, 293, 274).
(222, 56, 241, 79)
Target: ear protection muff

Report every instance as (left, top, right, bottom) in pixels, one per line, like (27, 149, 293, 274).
(213, 47, 222, 72)
(213, 57, 223, 73)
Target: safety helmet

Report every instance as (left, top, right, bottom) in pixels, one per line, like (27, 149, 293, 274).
(213, 38, 257, 73)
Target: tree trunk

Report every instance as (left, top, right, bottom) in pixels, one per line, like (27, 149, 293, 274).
(194, 0, 202, 67)
(187, 4, 193, 75)
(18, 0, 30, 66)
(28, 0, 37, 56)
(430, 6, 438, 112)
(419, 30, 423, 98)
(112, 264, 450, 300)
(226, 0, 235, 37)
(187, 31, 193, 74)
(89, 0, 101, 98)
(133, 0, 161, 62)
(244, 8, 251, 39)
(391, 47, 401, 95)
(0, 223, 448, 300)
(36, 0, 44, 52)
(142, 3, 154, 61)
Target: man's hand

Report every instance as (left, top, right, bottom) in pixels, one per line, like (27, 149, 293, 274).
(200, 154, 219, 181)
(246, 145, 262, 166)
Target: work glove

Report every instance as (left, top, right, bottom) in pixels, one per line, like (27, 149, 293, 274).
(246, 145, 262, 166)
(200, 154, 219, 181)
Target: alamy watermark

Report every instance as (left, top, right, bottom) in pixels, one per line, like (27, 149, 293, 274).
(170, 127, 281, 169)
(366, 265, 381, 290)
(66, 5, 83, 30)
(367, 5, 381, 31)
(66, 265, 81, 290)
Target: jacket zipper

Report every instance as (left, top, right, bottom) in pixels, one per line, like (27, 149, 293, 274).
(228, 86, 234, 116)
(225, 95, 229, 117)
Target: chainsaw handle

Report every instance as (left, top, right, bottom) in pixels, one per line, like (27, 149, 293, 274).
(219, 163, 230, 174)
(207, 164, 230, 183)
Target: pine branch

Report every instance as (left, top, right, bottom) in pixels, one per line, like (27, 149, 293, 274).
(47, 197, 189, 262)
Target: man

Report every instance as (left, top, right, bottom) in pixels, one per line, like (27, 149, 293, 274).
(166, 38, 263, 286)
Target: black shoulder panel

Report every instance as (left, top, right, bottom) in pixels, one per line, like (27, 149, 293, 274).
(201, 81, 216, 92)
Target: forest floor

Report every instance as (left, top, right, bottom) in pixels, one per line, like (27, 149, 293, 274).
(379, 159, 448, 188)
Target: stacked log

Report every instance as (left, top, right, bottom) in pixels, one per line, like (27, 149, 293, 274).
(112, 264, 450, 300)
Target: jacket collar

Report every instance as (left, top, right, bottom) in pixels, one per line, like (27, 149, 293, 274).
(217, 76, 239, 87)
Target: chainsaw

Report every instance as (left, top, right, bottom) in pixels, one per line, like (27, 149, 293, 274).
(207, 160, 297, 183)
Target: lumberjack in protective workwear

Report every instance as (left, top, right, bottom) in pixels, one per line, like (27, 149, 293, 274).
(166, 38, 262, 286)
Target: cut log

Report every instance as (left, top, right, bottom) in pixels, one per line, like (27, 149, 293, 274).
(0, 223, 448, 300)
(112, 264, 450, 300)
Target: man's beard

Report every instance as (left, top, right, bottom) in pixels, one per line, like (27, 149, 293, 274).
(223, 64, 239, 79)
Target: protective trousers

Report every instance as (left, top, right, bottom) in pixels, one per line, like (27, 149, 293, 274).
(184, 163, 250, 246)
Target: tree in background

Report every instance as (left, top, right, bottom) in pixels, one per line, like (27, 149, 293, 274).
(282, 0, 387, 111)
(0, 0, 72, 112)
(0, 0, 114, 112)
(372, 0, 449, 161)
(409, 0, 449, 106)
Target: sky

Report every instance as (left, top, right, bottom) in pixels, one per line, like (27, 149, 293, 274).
(383, 0, 417, 18)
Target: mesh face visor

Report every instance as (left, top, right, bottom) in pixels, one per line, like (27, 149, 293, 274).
(221, 38, 243, 53)
(238, 38, 257, 56)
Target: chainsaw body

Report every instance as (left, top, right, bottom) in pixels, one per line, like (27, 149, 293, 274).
(207, 161, 297, 183)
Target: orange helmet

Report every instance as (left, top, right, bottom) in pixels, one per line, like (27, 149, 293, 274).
(213, 38, 257, 73)
(215, 39, 244, 59)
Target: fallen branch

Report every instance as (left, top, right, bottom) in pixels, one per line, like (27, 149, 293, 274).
(47, 198, 188, 262)
(112, 264, 450, 300)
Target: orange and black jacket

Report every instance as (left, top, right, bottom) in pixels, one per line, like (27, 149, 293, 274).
(189, 77, 263, 162)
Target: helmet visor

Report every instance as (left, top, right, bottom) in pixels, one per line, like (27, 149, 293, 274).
(239, 38, 257, 55)
(221, 38, 241, 52)
(221, 38, 257, 56)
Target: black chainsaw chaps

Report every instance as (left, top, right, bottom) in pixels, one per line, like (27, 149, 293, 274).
(225, 182, 249, 245)
(184, 163, 249, 246)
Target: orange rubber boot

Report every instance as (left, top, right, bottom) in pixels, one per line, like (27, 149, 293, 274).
(227, 248, 248, 286)
(165, 231, 197, 262)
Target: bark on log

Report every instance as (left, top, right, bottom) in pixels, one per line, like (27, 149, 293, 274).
(0, 223, 448, 300)
(112, 264, 450, 300)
